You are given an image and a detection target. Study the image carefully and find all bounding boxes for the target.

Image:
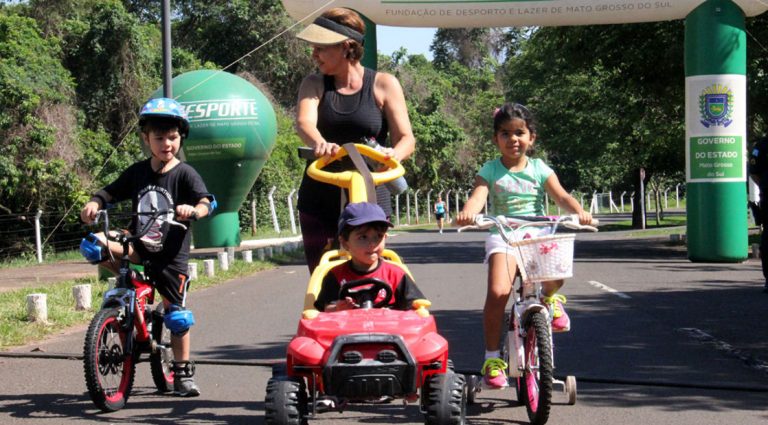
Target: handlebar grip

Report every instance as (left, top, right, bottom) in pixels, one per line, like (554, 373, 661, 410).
(297, 146, 316, 160)
(565, 214, 599, 227)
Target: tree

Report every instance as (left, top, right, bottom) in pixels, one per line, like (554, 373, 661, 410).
(0, 11, 99, 257)
(0, 12, 81, 212)
(504, 22, 686, 227)
(747, 13, 768, 139)
(430, 27, 516, 70)
(169, 0, 313, 108)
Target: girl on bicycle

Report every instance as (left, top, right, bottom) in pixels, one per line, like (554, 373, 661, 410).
(455, 103, 592, 389)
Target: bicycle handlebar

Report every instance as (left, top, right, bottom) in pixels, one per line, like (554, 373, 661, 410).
(457, 214, 599, 234)
(94, 209, 188, 243)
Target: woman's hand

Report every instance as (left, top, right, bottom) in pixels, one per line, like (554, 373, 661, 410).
(313, 141, 341, 157)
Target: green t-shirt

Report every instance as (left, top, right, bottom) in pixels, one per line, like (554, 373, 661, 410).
(478, 157, 554, 217)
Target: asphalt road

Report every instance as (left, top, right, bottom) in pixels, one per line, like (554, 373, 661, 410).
(1, 225, 767, 424)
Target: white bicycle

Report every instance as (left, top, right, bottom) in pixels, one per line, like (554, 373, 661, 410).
(459, 215, 597, 425)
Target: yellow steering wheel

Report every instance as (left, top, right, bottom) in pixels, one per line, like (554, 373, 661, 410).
(306, 144, 405, 203)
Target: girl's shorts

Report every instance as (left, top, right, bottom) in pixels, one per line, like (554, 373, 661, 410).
(484, 227, 554, 263)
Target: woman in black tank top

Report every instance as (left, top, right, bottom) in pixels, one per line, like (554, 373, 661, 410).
(295, 7, 416, 273)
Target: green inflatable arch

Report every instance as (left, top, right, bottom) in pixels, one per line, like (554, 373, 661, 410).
(283, 0, 767, 262)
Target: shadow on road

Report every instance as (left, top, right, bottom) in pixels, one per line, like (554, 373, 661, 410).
(0, 389, 262, 424)
(197, 335, 293, 364)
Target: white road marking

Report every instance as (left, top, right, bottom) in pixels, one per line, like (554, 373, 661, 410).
(587, 280, 632, 299)
(678, 328, 768, 375)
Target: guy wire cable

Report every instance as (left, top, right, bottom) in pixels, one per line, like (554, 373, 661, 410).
(41, 0, 337, 248)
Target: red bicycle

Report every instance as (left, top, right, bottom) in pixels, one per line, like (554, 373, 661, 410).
(82, 209, 187, 412)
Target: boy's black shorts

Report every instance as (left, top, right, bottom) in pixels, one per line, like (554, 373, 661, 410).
(144, 263, 189, 306)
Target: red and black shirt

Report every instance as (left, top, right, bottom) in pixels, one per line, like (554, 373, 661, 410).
(314, 260, 425, 311)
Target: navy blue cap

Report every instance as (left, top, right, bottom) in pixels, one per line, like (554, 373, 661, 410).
(338, 202, 393, 235)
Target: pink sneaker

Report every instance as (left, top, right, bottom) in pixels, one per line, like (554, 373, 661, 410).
(481, 358, 509, 389)
(543, 294, 571, 332)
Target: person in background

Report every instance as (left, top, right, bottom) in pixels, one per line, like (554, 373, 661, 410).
(747, 135, 768, 294)
(434, 196, 446, 234)
(294, 7, 415, 274)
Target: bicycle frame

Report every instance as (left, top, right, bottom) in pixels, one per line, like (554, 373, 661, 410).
(84, 208, 187, 411)
(460, 214, 597, 421)
(101, 274, 156, 355)
(94, 209, 184, 356)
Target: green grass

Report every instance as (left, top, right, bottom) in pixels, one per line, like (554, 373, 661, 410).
(598, 215, 687, 235)
(0, 255, 302, 351)
(0, 250, 84, 270)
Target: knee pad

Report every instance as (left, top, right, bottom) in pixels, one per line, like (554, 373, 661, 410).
(164, 304, 195, 336)
(80, 233, 107, 264)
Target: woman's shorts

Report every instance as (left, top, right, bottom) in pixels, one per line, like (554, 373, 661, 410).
(435, 213, 445, 220)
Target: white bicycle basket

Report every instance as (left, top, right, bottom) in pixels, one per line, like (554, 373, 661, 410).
(510, 233, 575, 282)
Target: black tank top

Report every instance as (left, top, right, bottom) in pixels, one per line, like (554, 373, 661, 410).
(298, 68, 392, 219)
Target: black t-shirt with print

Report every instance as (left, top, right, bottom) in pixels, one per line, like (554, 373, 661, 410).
(104, 159, 212, 271)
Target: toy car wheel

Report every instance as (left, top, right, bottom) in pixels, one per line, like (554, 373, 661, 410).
(264, 377, 308, 425)
(424, 371, 466, 425)
(271, 363, 287, 378)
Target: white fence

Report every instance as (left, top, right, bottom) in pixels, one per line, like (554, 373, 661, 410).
(15, 184, 685, 263)
(389, 185, 685, 226)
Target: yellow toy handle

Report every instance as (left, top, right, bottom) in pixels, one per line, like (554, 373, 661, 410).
(306, 144, 405, 203)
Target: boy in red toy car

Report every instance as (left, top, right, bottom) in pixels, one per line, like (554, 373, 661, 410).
(314, 202, 424, 312)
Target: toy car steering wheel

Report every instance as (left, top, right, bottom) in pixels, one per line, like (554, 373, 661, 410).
(306, 144, 405, 203)
(338, 278, 394, 309)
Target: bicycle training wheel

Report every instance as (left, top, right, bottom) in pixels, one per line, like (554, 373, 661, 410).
(150, 306, 174, 392)
(518, 311, 553, 425)
(83, 307, 136, 412)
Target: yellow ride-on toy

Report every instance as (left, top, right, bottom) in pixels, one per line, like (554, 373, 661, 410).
(265, 143, 467, 425)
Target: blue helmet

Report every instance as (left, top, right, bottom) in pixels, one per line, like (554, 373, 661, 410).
(138, 97, 190, 138)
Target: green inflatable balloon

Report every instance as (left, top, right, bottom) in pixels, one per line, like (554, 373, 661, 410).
(151, 70, 277, 247)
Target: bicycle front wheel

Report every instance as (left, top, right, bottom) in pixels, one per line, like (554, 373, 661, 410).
(83, 307, 136, 412)
(518, 311, 553, 425)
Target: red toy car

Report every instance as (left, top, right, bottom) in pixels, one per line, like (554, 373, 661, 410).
(265, 249, 467, 425)
(265, 144, 467, 424)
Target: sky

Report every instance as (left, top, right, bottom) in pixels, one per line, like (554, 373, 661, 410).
(375, 26, 437, 60)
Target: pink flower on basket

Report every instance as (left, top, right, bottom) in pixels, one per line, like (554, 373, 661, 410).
(539, 242, 558, 255)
